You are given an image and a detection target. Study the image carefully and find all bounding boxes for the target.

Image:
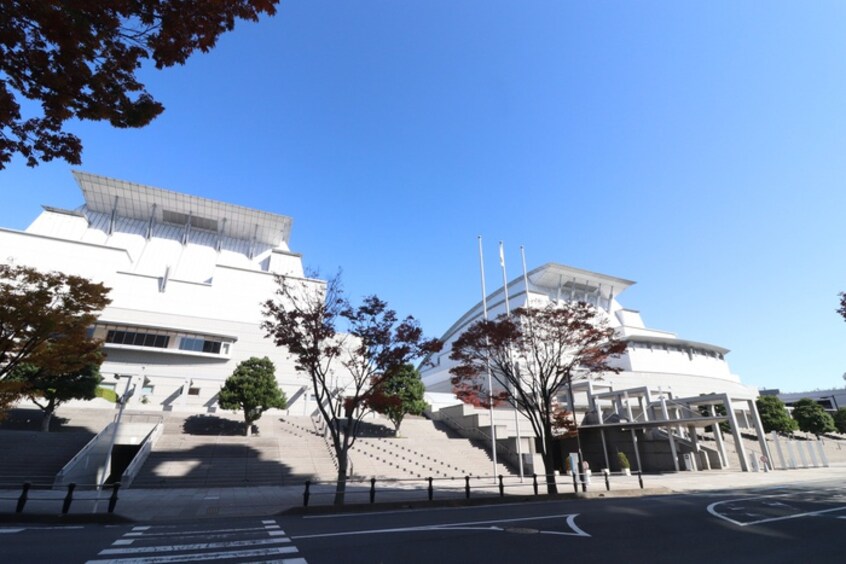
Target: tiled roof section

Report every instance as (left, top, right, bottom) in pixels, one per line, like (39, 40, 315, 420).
(73, 171, 292, 247)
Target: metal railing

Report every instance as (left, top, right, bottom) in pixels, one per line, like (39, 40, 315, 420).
(0, 481, 122, 515)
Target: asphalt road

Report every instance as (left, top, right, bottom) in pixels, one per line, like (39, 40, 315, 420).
(2, 482, 844, 563)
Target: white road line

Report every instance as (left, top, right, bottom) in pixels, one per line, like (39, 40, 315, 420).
(292, 513, 588, 540)
(269, 531, 287, 536)
(99, 537, 291, 555)
(85, 545, 298, 563)
(265, 524, 281, 529)
(262, 520, 276, 524)
(112, 540, 135, 546)
(708, 499, 846, 527)
(302, 500, 563, 519)
(0, 529, 24, 534)
(132, 527, 151, 532)
(122, 526, 271, 538)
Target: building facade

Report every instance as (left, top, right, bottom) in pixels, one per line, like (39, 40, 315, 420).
(422, 262, 758, 404)
(1, 172, 330, 414)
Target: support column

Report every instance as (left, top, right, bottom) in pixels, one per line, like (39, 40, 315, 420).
(724, 396, 750, 471)
(660, 394, 679, 472)
(747, 399, 773, 470)
(624, 392, 642, 472)
(710, 405, 729, 468)
(688, 424, 700, 471)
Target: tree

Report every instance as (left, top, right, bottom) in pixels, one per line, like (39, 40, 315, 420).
(0, 1, 279, 168)
(791, 398, 836, 436)
(8, 361, 101, 431)
(218, 357, 286, 436)
(838, 292, 846, 322)
(263, 274, 440, 505)
(450, 302, 627, 494)
(369, 364, 428, 435)
(832, 407, 846, 434)
(756, 395, 798, 434)
(0, 264, 110, 384)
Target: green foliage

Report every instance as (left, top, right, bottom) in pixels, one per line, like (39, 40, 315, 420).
(756, 395, 798, 434)
(8, 362, 101, 431)
(370, 364, 427, 433)
(833, 407, 846, 434)
(95, 387, 119, 403)
(616, 451, 631, 470)
(791, 398, 836, 436)
(218, 357, 286, 436)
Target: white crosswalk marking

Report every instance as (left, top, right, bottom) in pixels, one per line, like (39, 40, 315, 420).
(86, 519, 307, 564)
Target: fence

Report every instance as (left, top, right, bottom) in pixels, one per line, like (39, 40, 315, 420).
(0, 481, 123, 515)
(299, 469, 645, 507)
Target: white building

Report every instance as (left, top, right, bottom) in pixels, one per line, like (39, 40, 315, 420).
(1, 171, 330, 414)
(422, 262, 757, 402)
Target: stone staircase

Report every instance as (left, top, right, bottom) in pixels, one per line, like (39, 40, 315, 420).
(0, 407, 116, 487)
(349, 417, 518, 480)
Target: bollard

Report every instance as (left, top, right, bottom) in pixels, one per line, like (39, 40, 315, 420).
(532, 473, 538, 496)
(638, 470, 644, 489)
(465, 475, 470, 499)
(303, 480, 311, 507)
(498, 474, 504, 497)
(108, 483, 121, 514)
(428, 477, 433, 501)
(604, 470, 610, 491)
(16, 482, 30, 514)
(62, 483, 76, 515)
(369, 478, 376, 504)
(572, 471, 578, 493)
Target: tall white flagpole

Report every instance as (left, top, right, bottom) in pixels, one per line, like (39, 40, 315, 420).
(478, 236, 498, 481)
(499, 241, 524, 480)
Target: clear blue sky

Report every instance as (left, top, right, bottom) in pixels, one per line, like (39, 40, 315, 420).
(2, 1, 845, 393)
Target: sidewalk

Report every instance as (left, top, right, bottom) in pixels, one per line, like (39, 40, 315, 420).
(3, 463, 845, 523)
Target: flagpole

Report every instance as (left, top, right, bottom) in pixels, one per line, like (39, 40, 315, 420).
(500, 241, 525, 481)
(478, 236, 498, 482)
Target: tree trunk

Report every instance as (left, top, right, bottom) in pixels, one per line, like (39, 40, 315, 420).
(41, 409, 53, 432)
(333, 450, 348, 505)
(542, 427, 558, 494)
(245, 415, 252, 437)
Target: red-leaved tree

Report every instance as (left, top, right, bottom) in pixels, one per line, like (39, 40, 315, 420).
(263, 274, 440, 505)
(450, 302, 626, 494)
(1, 1, 279, 168)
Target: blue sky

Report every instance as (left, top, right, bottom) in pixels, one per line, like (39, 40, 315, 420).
(3, 1, 845, 393)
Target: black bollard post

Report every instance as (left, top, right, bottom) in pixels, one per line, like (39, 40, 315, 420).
(638, 470, 644, 489)
(532, 473, 538, 496)
(604, 471, 610, 491)
(16, 482, 30, 514)
(370, 478, 376, 504)
(62, 483, 76, 515)
(498, 475, 504, 497)
(303, 480, 311, 507)
(465, 475, 470, 499)
(572, 471, 578, 493)
(428, 477, 433, 501)
(108, 483, 121, 513)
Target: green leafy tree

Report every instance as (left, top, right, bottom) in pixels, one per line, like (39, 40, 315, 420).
(833, 407, 846, 434)
(8, 362, 102, 432)
(791, 398, 836, 436)
(756, 395, 798, 434)
(1, 1, 280, 168)
(838, 292, 846, 322)
(218, 357, 286, 436)
(369, 364, 427, 435)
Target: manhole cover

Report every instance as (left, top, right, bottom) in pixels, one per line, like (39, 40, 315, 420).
(504, 527, 539, 534)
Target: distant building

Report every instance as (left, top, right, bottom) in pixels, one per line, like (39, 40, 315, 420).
(762, 388, 846, 412)
(422, 262, 758, 402)
(1, 172, 335, 414)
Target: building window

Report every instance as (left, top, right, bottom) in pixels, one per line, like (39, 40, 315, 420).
(141, 384, 155, 395)
(188, 387, 201, 396)
(106, 330, 169, 348)
(179, 337, 222, 354)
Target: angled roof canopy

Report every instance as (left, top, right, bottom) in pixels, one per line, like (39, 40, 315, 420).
(73, 171, 293, 247)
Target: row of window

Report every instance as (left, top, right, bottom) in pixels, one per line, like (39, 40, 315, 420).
(106, 330, 170, 348)
(103, 328, 229, 355)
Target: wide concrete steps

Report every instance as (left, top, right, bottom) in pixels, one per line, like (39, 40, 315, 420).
(0, 430, 94, 486)
(133, 413, 336, 488)
(349, 418, 518, 480)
